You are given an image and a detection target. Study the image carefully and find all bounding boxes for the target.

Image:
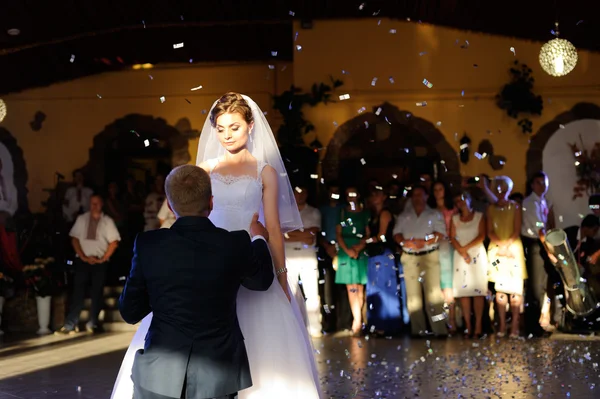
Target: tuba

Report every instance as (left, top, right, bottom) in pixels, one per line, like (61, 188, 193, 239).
(544, 229, 598, 317)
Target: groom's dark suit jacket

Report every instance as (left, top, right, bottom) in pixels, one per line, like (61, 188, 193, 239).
(119, 216, 274, 399)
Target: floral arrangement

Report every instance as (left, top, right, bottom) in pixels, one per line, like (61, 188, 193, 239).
(22, 257, 62, 297)
(570, 138, 600, 199)
(0, 271, 15, 298)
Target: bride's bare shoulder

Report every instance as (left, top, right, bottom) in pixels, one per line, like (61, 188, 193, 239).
(260, 164, 278, 183)
(197, 158, 219, 172)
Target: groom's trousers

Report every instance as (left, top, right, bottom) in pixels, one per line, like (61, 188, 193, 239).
(134, 383, 237, 399)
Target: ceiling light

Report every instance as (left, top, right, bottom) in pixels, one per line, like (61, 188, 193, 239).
(7, 28, 20, 36)
(539, 23, 578, 77)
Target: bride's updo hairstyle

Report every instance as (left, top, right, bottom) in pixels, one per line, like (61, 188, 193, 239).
(209, 92, 254, 128)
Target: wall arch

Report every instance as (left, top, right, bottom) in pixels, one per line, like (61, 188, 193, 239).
(527, 103, 600, 228)
(0, 127, 29, 216)
(82, 114, 190, 189)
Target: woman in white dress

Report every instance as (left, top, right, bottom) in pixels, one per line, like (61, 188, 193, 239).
(111, 93, 322, 399)
(449, 190, 488, 338)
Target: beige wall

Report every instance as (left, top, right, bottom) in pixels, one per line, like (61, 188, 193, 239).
(1, 62, 292, 212)
(293, 18, 600, 192)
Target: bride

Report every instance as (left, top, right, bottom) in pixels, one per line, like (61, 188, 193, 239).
(111, 92, 322, 399)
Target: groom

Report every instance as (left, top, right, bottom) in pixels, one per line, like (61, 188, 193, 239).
(119, 165, 274, 399)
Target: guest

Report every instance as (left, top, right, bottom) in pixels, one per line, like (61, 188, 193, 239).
(576, 215, 600, 295)
(487, 176, 527, 338)
(123, 176, 144, 233)
(449, 191, 488, 338)
(56, 195, 121, 334)
(385, 180, 405, 216)
(63, 169, 93, 223)
(403, 173, 432, 213)
(428, 180, 457, 333)
(319, 182, 349, 332)
(393, 185, 448, 337)
(157, 199, 176, 229)
(335, 186, 370, 336)
(105, 182, 125, 229)
(143, 174, 166, 231)
(521, 171, 556, 332)
(285, 185, 323, 337)
(509, 192, 524, 205)
(365, 186, 407, 335)
(419, 173, 433, 194)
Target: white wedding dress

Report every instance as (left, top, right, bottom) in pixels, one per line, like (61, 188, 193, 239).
(111, 160, 322, 399)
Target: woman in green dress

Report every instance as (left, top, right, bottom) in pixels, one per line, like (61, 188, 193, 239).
(335, 186, 370, 336)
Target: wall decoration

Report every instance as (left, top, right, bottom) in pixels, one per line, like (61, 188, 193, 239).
(30, 111, 46, 131)
(496, 60, 543, 134)
(272, 76, 343, 148)
(477, 139, 507, 170)
(459, 133, 471, 164)
(569, 136, 600, 199)
(174, 117, 199, 138)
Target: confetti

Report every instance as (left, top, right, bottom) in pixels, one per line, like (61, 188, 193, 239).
(339, 94, 350, 100)
(271, 51, 278, 56)
(143, 139, 150, 147)
(389, 76, 395, 84)
(289, 10, 295, 16)
(173, 42, 184, 49)
(371, 77, 378, 86)
(159, 96, 166, 103)
(190, 85, 203, 91)
(360, 158, 366, 165)
(389, 29, 397, 34)
(96, 94, 102, 99)
(70, 54, 75, 63)
(295, 45, 302, 51)
(422, 78, 434, 88)
(510, 46, 516, 56)
(419, 51, 428, 56)
(416, 101, 427, 107)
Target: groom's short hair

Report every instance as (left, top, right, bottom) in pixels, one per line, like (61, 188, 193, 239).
(165, 165, 212, 216)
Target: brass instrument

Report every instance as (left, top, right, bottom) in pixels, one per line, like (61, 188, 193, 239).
(544, 229, 598, 317)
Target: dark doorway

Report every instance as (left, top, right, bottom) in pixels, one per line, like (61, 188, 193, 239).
(323, 103, 459, 191)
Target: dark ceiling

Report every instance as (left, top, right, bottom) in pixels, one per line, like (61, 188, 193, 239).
(0, 0, 598, 95)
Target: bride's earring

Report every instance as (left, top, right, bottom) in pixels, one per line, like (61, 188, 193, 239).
(249, 132, 253, 143)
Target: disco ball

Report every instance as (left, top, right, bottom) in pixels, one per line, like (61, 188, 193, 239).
(539, 38, 578, 77)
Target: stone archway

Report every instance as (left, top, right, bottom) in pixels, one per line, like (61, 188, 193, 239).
(0, 127, 29, 215)
(526, 102, 600, 179)
(323, 102, 460, 186)
(83, 114, 190, 189)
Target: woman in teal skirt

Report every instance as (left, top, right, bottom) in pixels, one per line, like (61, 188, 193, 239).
(335, 186, 370, 336)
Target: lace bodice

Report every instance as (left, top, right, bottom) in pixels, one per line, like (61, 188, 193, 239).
(208, 158, 265, 233)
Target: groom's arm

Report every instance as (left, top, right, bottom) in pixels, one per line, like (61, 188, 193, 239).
(119, 235, 152, 324)
(234, 231, 274, 291)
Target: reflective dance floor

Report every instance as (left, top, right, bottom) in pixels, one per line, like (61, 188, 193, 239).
(0, 331, 598, 398)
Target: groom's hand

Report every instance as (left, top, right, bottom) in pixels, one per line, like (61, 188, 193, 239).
(250, 213, 269, 241)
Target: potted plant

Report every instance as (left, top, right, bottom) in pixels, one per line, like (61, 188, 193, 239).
(22, 257, 62, 335)
(0, 271, 15, 335)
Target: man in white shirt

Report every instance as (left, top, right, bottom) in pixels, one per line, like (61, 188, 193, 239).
(393, 185, 448, 336)
(285, 185, 323, 337)
(521, 171, 556, 330)
(63, 169, 93, 223)
(56, 195, 121, 334)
